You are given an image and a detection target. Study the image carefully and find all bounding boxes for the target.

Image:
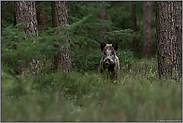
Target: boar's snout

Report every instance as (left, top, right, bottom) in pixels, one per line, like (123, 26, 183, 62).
(104, 58, 111, 66)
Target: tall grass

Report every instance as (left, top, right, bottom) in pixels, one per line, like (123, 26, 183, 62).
(1, 58, 182, 122)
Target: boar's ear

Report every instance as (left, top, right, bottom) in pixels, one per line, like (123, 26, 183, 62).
(100, 42, 106, 51)
(112, 43, 118, 51)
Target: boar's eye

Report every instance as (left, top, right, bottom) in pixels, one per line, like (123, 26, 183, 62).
(110, 51, 114, 56)
(104, 51, 107, 55)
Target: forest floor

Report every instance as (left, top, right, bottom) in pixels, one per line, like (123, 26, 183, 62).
(1, 53, 182, 122)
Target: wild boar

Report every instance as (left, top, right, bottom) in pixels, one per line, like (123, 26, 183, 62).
(99, 42, 120, 80)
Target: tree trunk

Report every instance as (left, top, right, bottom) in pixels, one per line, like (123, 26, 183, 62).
(143, 1, 154, 58)
(14, 1, 38, 36)
(130, 2, 138, 57)
(14, 1, 39, 76)
(51, 1, 72, 72)
(36, 1, 47, 31)
(99, 2, 108, 43)
(156, 1, 182, 80)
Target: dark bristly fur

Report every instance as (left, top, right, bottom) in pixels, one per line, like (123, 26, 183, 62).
(99, 42, 120, 80)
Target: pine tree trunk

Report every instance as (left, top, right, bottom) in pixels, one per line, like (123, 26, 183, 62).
(156, 1, 182, 80)
(174, 2, 182, 79)
(36, 1, 47, 31)
(51, 1, 72, 72)
(99, 2, 108, 43)
(130, 2, 138, 57)
(14, 1, 38, 36)
(14, 1, 39, 76)
(143, 1, 154, 58)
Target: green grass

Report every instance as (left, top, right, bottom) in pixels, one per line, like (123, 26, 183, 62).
(1, 58, 182, 122)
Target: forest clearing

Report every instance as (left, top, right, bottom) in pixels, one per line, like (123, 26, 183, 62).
(1, 1, 182, 122)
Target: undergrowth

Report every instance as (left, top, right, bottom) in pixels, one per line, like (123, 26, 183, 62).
(1, 58, 182, 122)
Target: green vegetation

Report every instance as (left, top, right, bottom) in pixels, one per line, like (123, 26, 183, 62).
(2, 58, 182, 121)
(1, 1, 182, 122)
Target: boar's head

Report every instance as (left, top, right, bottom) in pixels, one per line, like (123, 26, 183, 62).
(100, 42, 118, 69)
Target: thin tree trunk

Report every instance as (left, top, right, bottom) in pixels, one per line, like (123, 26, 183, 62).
(99, 2, 108, 43)
(130, 2, 138, 57)
(143, 1, 154, 58)
(14, 1, 39, 76)
(51, 1, 72, 72)
(156, 1, 182, 80)
(36, 1, 47, 31)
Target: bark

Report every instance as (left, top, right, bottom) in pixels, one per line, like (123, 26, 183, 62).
(156, 1, 182, 80)
(36, 1, 47, 31)
(51, 1, 72, 72)
(14, 1, 38, 36)
(99, 2, 108, 43)
(14, 1, 39, 76)
(130, 2, 138, 56)
(143, 1, 154, 58)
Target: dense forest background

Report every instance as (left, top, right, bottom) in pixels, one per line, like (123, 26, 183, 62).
(1, 1, 182, 122)
(2, 1, 158, 74)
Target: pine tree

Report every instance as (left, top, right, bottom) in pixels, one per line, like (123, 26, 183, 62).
(51, 1, 72, 72)
(156, 1, 182, 80)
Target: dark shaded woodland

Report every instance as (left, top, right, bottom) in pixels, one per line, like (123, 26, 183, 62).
(1, 1, 182, 122)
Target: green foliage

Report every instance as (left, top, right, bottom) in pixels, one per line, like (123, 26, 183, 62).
(2, 1, 180, 122)
(109, 2, 131, 29)
(2, 25, 55, 75)
(1, 1, 148, 54)
(107, 29, 133, 49)
(67, 1, 101, 47)
(1, 2, 15, 28)
(67, 1, 135, 48)
(70, 44, 134, 72)
(2, 59, 182, 121)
